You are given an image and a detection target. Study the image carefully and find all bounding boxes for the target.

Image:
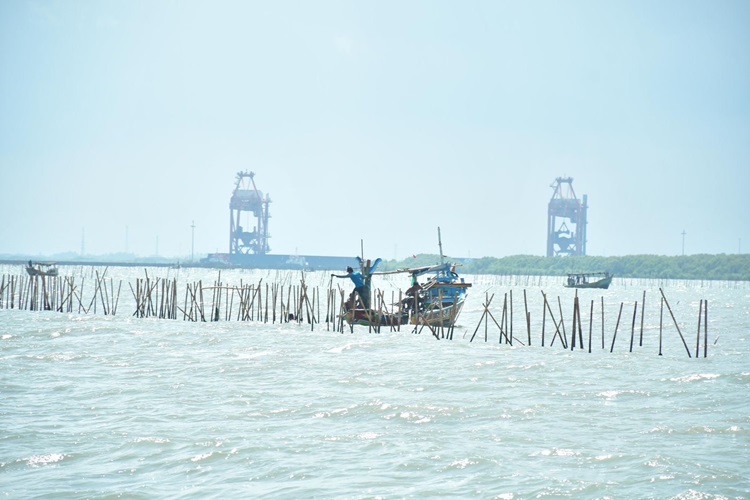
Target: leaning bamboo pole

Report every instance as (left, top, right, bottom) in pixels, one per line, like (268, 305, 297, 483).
(610, 302, 624, 353)
(659, 287, 692, 358)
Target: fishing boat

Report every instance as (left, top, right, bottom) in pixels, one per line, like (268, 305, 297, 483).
(406, 262, 472, 327)
(564, 272, 612, 289)
(400, 227, 472, 328)
(338, 229, 471, 329)
(339, 257, 409, 328)
(25, 262, 59, 277)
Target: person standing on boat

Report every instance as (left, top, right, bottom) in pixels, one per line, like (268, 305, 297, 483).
(332, 266, 370, 309)
(401, 272, 423, 313)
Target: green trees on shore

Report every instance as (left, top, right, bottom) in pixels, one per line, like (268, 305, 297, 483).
(386, 254, 750, 281)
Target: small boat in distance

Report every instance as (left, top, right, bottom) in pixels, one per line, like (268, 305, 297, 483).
(25, 261, 59, 277)
(564, 272, 613, 289)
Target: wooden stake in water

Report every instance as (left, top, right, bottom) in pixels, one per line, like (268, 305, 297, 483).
(659, 287, 692, 358)
(541, 291, 547, 347)
(695, 299, 703, 358)
(588, 299, 594, 353)
(610, 302, 624, 353)
(629, 301, 638, 353)
(703, 300, 708, 358)
(556, 295, 568, 348)
(639, 290, 646, 347)
(523, 289, 531, 346)
(571, 294, 578, 351)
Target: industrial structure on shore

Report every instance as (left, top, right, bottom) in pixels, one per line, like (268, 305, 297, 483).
(546, 177, 588, 257)
(203, 171, 355, 270)
(204, 172, 592, 268)
(229, 171, 271, 256)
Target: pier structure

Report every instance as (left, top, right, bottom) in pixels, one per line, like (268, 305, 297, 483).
(229, 171, 271, 255)
(546, 177, 588, 257)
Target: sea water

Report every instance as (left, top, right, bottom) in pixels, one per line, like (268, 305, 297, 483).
(1, 266, 748, 498)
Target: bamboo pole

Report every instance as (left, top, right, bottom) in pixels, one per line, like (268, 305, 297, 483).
(601, 296, 604, 349)
(695, 299, 703, 358)
(182, 283, 190, 321)
(469, 292, 494, 343)
(639, 290, 646, 347)
(610, 302, 624, 353)
(703, 300, 708, 358)
(556, 295, 567, 348)
(265, 282, 269, 324)
(541, 291, 547, 347)
(659, 296, 664, 356)
(113, 280, 122, 316)
(629, 302, 638, 352)
(542, 293, 566, 349)
(576, 296, 584, 349)
(524, 289, 531, 345)
(658, 288, 692, 358)
(588, 300, 594, 353)
(570, 290, 583, 351)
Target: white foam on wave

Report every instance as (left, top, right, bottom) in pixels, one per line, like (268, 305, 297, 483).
(448, 458, 477, 469)
(134, 436, 170, 444)
(327, 344, 352, 354)
(191, 452, 214, 462)
(669, 373, 720, 383)
(598, 390, 620, 400)
(25, 453, 66, 467)
(326, 342, 372, 354)
(537, 448, 579, 457)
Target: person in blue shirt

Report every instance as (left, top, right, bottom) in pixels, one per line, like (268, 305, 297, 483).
(332, 266, 370, 309)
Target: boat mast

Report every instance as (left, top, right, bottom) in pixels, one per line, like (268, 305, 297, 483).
(437, 227, 444, 265)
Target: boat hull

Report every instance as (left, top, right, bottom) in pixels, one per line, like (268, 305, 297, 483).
(26, 266, 59, 277)
(342, 309, 409, 327)
(411, 296, 466, 328)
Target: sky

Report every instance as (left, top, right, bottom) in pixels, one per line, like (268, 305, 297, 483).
(1, 0, 748, 260)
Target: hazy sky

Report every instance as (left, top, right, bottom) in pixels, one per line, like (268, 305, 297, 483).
(1, 0, 748, 260)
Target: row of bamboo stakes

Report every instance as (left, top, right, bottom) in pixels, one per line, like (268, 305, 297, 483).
(469, 288, 709, 357)
(0, 269, 122, 315)
(0, 270, 351, 331)
(0, 269, 710, 356)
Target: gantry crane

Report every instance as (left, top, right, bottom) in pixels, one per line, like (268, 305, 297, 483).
(229, 171, 271, 255)
(547, 177, 587, 257)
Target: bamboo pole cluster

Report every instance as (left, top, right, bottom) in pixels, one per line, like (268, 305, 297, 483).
(130, 270, 326, 327)
(0, 270, 121, 315)
(330, 285, 410, 335)
(469, 287, 708, 357)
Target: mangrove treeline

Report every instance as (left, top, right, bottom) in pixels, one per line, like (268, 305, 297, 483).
(384, 254, 750, 281)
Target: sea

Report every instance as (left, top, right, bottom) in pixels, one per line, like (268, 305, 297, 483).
(1, 265, 748, 499)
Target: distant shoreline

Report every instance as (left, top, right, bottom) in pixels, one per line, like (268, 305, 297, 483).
(2, 253, 749, 281)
